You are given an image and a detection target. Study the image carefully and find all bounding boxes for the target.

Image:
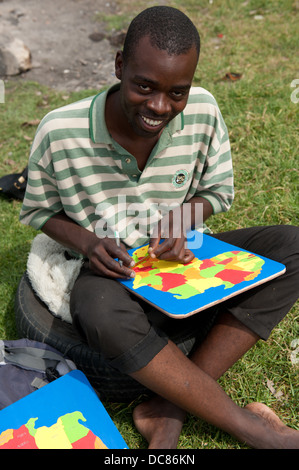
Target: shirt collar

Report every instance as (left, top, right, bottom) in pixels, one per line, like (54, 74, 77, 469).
(89, 83, 184, 145)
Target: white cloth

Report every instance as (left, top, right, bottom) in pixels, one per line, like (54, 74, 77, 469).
(27, 234, 83, 323)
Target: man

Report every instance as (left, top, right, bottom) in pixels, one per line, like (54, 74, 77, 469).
(20, 7, 299, 448)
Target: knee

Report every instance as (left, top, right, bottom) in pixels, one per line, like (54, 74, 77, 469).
(71, 293, 120, 357)
(263, 225, 299, 258)
(273, 225, 299, 278)
(71, 287, 152, 361)
(277, 224, 299, 241)
(276, 225, 299, 254)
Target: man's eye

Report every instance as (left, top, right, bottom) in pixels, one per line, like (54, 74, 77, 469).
(139, 85, 151, 92)
(171, 91, 184, 98)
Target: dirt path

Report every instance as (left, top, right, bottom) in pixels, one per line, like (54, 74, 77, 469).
(0, 0, 124, 91)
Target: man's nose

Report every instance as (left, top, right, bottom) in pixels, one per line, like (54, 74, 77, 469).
(146, 93, 171, 115)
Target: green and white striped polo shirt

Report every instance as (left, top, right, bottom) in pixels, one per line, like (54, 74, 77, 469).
(20, 84, 234, 248)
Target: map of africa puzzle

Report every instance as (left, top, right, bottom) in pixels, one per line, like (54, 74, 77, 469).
(0, 370, 128, 449)
(119, 232, 286, 318)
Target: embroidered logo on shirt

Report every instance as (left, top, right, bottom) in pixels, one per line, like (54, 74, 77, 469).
(172, 169, 189, 188)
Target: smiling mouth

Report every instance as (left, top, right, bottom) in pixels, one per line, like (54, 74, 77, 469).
(141, 115, 163, 128)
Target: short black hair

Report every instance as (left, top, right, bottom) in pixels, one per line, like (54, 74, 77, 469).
(122, 6, 200, 62)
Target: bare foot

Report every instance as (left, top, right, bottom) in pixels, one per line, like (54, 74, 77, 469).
(133, 398, 299, 449)
(245, 402, 299, 449)
(133, 396, 186, 449)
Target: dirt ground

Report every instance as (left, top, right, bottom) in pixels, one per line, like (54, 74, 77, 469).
(0, 0, 126, 91)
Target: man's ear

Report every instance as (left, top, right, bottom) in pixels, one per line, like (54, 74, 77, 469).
(115, 51, 124, 80)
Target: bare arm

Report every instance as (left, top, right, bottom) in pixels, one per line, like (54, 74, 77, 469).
(41, 212, 135, 279)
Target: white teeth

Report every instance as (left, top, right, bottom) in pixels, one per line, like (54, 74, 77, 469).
(141, 115, 162, 127)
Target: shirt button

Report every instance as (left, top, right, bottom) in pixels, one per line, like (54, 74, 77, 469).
(125, 158, 131, 164)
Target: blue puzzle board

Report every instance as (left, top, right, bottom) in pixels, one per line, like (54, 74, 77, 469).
(119, 232, 285, 318)
(0, 370, 128, 449)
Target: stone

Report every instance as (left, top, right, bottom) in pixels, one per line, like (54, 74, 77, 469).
(0, 36, 32, 76)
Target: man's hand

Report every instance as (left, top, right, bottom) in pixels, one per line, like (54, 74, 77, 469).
(42, 212, 135, 279)
(148, 206, 195, 264)
(148, 197, 213, 264)
(86, 236, 136, 279)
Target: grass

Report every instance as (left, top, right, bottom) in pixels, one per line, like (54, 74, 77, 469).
(0, 0, 298, 449)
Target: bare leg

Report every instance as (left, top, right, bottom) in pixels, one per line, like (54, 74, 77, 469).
(132, 312, 299, 449)
(133, 312, 258, 448)
(189, 311, 259, 378)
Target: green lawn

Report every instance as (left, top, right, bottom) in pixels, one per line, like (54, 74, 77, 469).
(0, 0, 298, 449)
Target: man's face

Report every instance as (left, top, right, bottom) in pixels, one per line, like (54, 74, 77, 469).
(115, 36, 198, 138)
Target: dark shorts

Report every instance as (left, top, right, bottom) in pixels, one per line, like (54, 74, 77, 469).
(70, 225, 299, 374)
